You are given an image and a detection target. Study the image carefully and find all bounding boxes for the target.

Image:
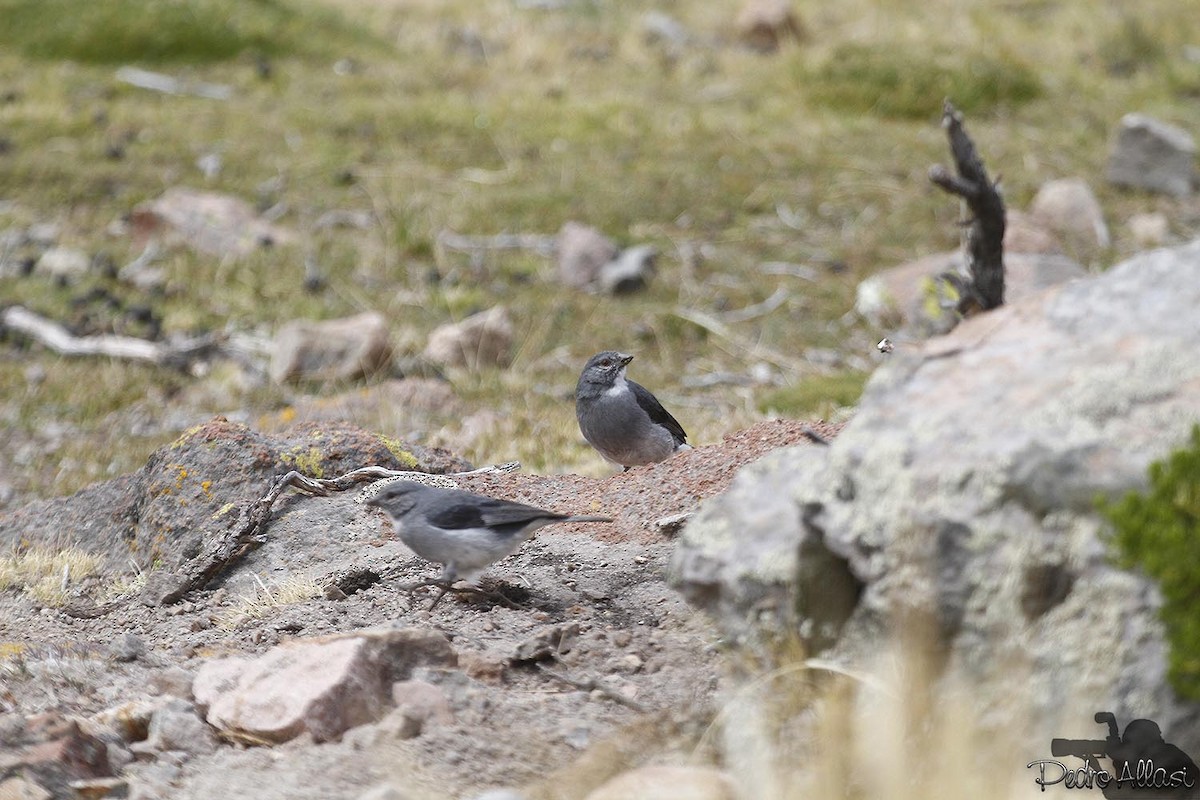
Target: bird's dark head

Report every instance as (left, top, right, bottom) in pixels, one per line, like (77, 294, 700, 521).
(578, 351, 633, 389)
(364, 479, 424, 518)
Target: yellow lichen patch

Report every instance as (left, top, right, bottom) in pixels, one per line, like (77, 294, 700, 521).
(212, 502, 237, 519)
(280, 445, 325, 478)
(0, 642, 27, 661)
(200, 480, 213, 496)
(170, 424, 207, 449)
(379, 436, 420, 469)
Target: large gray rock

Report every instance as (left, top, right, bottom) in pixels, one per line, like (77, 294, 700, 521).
(1106, 113, 1196, 196)
(0, 418, 471, 604)
(675, 239, 1200, 742)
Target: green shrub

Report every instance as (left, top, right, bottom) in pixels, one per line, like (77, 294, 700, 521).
(1102, 425, 1200, 699)
(804, 43, 1042, 119)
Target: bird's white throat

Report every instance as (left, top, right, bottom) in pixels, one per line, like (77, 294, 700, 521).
(603, 372, 630, 397)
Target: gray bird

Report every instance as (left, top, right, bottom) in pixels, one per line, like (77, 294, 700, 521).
(575, 351, 690, 470)
(365, 480, 611, 607)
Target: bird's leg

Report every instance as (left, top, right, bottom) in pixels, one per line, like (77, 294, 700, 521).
(427, 584, 452, 610)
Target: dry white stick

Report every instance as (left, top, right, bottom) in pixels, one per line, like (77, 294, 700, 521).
(671, 306, 804, 373)
(719, 287, 789, 323)
(1, 306, 217, 369)
(115, 66, 232, 100)
(436, 230, 558, 257)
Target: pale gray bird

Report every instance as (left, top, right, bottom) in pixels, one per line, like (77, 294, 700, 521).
(365, 480, 611, 607)
(575, 351, 690, 470)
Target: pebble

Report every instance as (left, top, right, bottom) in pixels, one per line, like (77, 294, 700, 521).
(612, 631, 632, 648)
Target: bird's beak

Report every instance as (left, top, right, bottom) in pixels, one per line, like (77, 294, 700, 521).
(618, 354, 634, 366)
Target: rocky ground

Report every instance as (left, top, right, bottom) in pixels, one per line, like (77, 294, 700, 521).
(0, 418, 838, 800)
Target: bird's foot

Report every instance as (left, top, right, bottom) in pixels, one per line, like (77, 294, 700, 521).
(399, 579, 527, 611)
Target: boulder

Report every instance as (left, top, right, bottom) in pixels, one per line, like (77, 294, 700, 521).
(0, 418, 471, 604)
(675, 238, 1200, 742)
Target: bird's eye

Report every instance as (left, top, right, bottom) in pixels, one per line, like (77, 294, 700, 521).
(599, 358, 611, 367)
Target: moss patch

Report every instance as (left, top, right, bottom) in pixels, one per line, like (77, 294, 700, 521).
(1102, 425, 1200, 699)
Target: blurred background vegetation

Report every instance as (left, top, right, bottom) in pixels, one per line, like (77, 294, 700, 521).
(1, 0, 1198, 502)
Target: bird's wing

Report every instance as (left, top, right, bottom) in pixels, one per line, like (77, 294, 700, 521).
(629, 380, 688, 445)
(428, 498, 560, 532)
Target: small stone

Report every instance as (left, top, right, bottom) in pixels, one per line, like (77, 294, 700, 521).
(143, 698, 218, 756)
(557, 222, 617, 289)
(1029, 178, 1110, 257)
(386, 680, 452, 739)
(598, 245, 656, 294)
(642, 12, 691, 49)
(562, 725, 590, 750)
(423, 306, 513, 370)
(612, 631, 632, 648)
(653, 512, 691, 536)
(69, 777, 129, 799)
(149, 667, 196, 699)
(110, 633, 145, 663)
(612, 654, 643, 674)
(735, 0, 805, 53)
(512, 624, 580, 663)
(1128, 213, 1170, 248)
(35, 248, 91, 281)
(1106, 113, 1197, 196)
(270, 312, 393, 384)
(458, 651, 506, 684)
(90, 699, 159, 743)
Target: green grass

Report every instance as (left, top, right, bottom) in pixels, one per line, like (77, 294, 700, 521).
(804, 43, 1042, 119)
(758, 370, 870, 420)
(0, 0, 378, 63)
(0, 0, 1198, 497)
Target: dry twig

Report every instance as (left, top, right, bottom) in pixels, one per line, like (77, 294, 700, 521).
(928, 99, 1006, 313)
